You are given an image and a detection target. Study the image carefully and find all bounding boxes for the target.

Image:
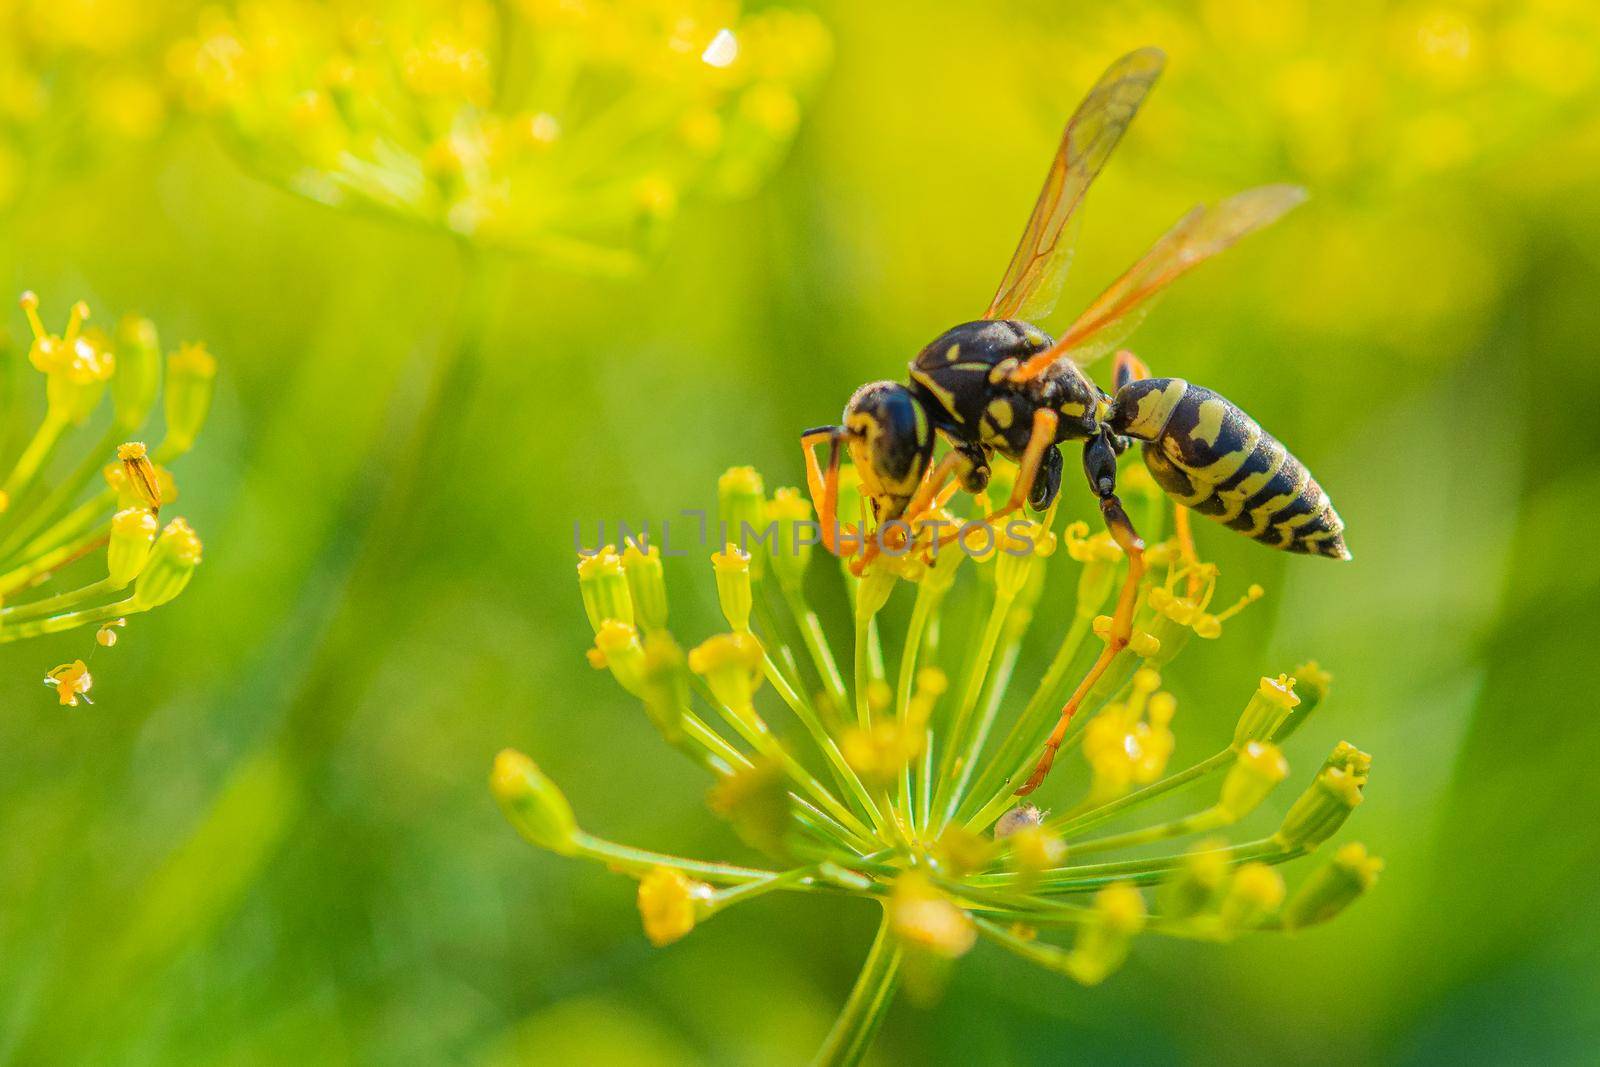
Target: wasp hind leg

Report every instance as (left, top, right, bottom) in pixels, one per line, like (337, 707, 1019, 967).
(1017, 429, 1148, 796)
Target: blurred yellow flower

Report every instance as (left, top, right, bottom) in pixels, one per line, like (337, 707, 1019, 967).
(176, 0, 830, 268)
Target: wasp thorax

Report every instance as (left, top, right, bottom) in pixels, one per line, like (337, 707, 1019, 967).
(842, 381, 933, 519)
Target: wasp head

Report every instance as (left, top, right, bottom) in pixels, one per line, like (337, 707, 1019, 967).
(843, 381, 934, 521)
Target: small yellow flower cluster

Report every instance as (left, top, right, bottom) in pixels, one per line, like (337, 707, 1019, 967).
(494, 457, 1380, 1060)
(1, 292, 215, 702)
(176, 0, 829, 267)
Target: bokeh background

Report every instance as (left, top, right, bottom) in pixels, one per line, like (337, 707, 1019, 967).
(2, 0, 1598, 1063)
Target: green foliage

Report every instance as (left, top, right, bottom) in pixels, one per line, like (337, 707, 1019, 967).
(1, 0, 1599, 1063)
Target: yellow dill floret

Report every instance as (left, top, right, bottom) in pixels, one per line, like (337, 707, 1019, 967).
(889, 871, 975, 959)
(688, 631, 765, 709)
(637, 866, 712, 947)
(44, 660, 93, 707)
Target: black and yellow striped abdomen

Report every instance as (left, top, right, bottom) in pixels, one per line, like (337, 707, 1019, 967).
(1109, 379, 1349, 560)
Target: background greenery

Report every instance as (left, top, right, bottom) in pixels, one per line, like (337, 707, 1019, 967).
(2, 0, 1597, 1062)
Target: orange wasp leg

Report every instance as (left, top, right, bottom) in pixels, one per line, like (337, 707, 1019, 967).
(923, 409, 1061, 559)
(1016, 492, 1146, 796)
(849, 451, 966, 576)
(801, 427, 855, 560)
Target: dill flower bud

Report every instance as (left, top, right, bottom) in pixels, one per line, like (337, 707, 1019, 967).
(1275, 747, 1371, 850)
(1233, 673, 1301, 747)
(719, 466, 768, 576)
(131, 518, 203, 610)
(1067, 883, 1147, 986)
(163, 342, 218, 454)
(1217, 741, 1290, 819)
(490, 749, 578, 856)
(1282, 843, 1383, 930)
(1158, 840, 1230, 920)
(577, 548, 633, 633)
(639, 631, 691, 743)
(117, 442, 163, 510)
(621, 541, 668, 632)
(707, 758, 795, 858)
(1274, 660, 1333, 741)
(994, 519, 1053, 600)
(637, 866, 714, 947)
(1064, 521, 1121, 616)
(854, 564, 898, 622)
(111, 316, 161, 430)
(1219, 862, 1287, 931)
(107, 507, 160, 586)
(766, 487, 814, 591)
(590, 620, 646, 696)
(711, 544, 753, 632)
(688, 632, 765, 710)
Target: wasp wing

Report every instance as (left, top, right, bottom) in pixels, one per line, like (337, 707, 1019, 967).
(1012, 183, 1307, 378)
(982, 47, 1165, 324)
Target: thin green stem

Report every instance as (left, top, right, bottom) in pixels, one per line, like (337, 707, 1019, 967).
(1047, 750, 1234, 838)
(762, 651, 885, 832)
(0, 577, 118, 623)
(932, 588, 1011, 819)
(940, 627, 1022, 828)
(0, 597, 136, 643)
(780, 581, 850, 725)
(811, 908, 902, 1067)
(572, 832, 782, 885)
(958, 609, 1093, 825)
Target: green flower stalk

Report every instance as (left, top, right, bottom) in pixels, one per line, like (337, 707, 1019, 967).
(177, 0, 830, 269)
(495, 461, 1381, 1065)
(1, 292, 214, 703)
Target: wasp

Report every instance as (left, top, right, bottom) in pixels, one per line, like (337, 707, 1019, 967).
(800, 48, 1348, 796)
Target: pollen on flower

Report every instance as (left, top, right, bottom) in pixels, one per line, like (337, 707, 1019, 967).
(45, 661, 93, 706)
(637, 866, 712, 947)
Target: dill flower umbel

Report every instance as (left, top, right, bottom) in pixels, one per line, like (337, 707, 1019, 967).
(496, 459, 1379, 1063)
(177, 0, 829, 269)
(1, 292, 214, 700)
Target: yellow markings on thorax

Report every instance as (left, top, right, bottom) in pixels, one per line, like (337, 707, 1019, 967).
(1058, 399, 1086, 417)
(988, 357, 1019, 384)
(909, 367, 960, 420)
(985, 398, 1014, 431)
(944, 343, 961, 362)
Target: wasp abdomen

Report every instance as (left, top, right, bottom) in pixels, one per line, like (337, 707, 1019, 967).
(1111, 379, 1349, 560)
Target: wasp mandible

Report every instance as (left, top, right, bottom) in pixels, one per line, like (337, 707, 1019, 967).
(799, 48, 1349, 796)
